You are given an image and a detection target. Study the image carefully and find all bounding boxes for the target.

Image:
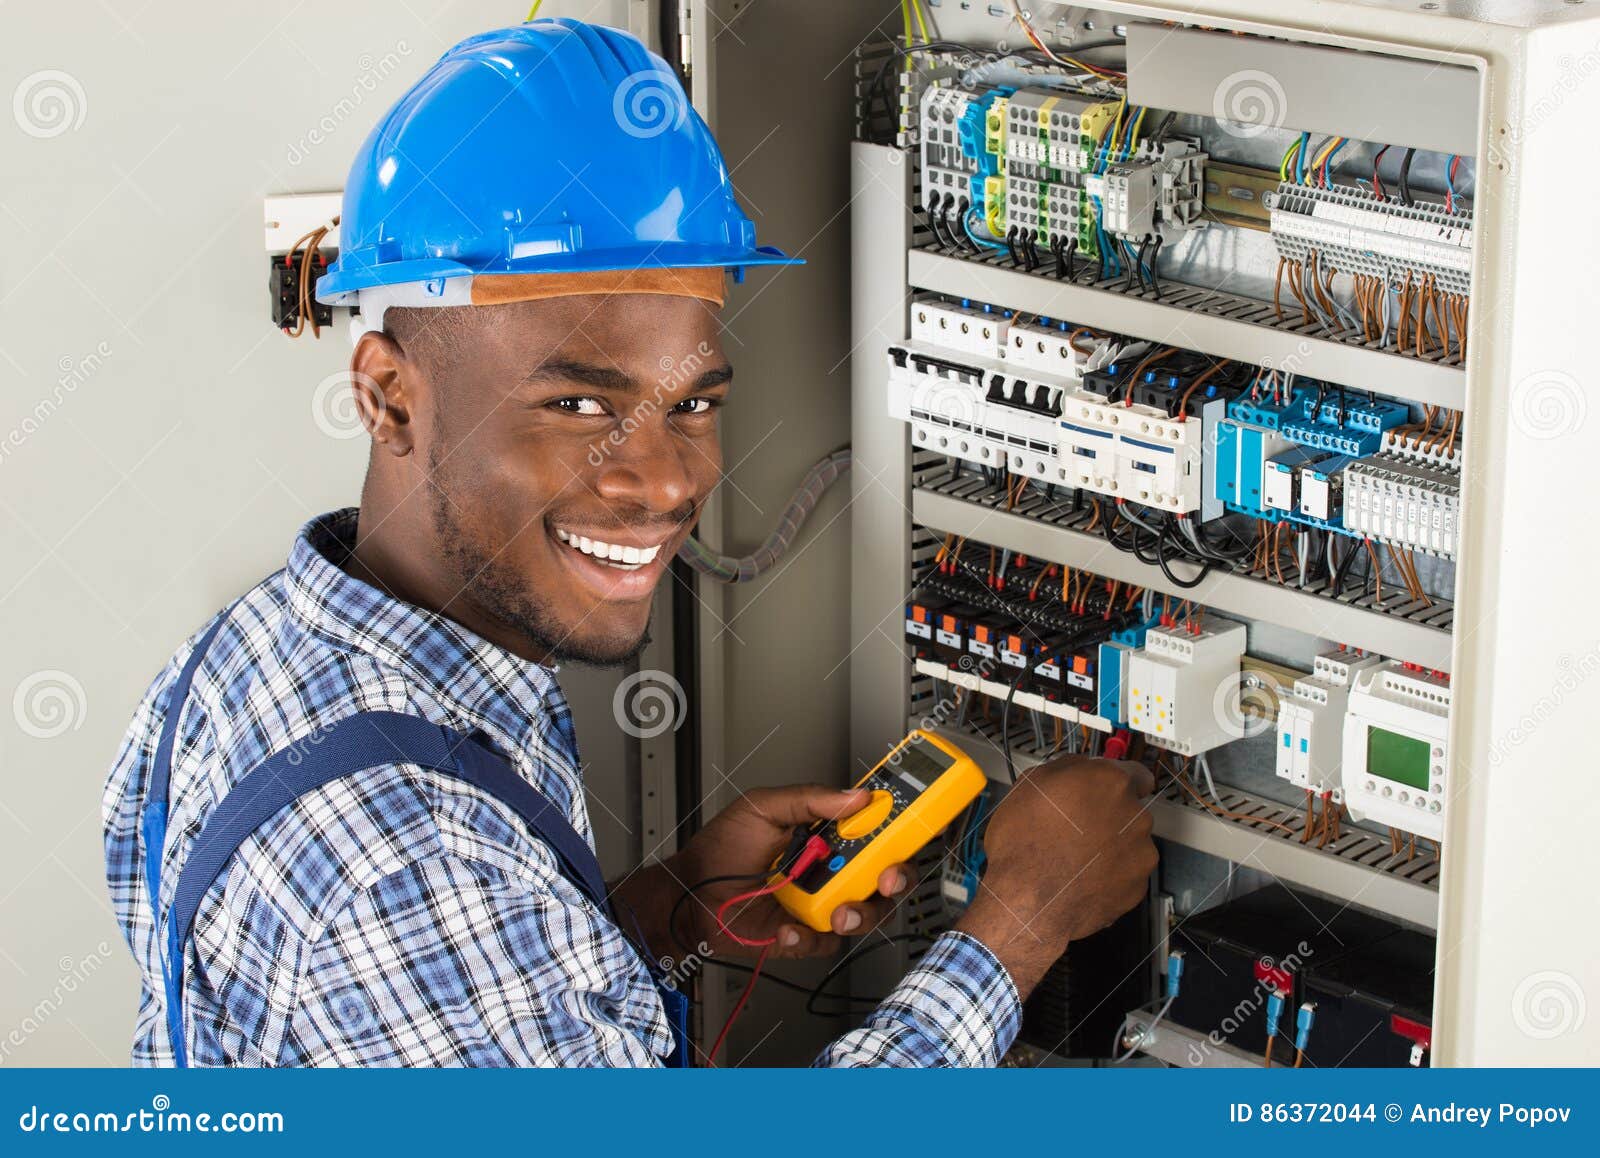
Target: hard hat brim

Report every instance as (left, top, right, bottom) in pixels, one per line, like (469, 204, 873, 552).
(317, 243, 801, 306)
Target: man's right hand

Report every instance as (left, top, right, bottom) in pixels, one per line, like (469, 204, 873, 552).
(954, 755, 1158, 998)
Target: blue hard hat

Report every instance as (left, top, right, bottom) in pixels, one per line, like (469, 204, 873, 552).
(317, 18, 797, 305)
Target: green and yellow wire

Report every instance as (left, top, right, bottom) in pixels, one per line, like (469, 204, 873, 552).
(1280, 136, 1305, 183)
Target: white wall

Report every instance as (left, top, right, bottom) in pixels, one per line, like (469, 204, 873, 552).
(0, 0, 633, 1067)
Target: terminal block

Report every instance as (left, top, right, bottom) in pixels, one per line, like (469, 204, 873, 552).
(1127, 621, 1248, 756)
(1083, 141, 1207, 246)
(1266, 182, 1473, 298)
(1343, 455, 1461, 558)
(919, 86, 981, 242)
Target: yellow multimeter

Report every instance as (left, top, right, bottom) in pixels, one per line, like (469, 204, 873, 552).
(772, 730, 987, 932)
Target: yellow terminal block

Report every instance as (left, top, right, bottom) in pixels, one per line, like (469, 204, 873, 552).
(1076, 100, 1122, 169)
(985, 95, 1008, 157)
(772, 730, 986, 933)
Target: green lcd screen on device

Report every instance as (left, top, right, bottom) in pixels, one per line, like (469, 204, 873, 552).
(1366, 726, 1431, 790)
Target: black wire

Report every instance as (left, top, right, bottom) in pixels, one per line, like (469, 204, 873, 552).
(999, 658, 1034, 785)
(804, 933, 926, 1016)
(1398, 148, 1416, 207)
(864, 41, 977, 138)
(701, 933, 930, 1015)
(669, 871, 771, 957)
(1156, 524, 1214, 589)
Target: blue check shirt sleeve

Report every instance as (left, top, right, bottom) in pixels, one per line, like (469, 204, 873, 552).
(814, 931, 1022, 1067)
(283, 851, 1018, 1067)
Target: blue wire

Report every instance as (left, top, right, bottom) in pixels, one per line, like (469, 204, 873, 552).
(1088, 196, 1121, 276)
(963, 211, 1008, 251)
(1320, 137, 1349, 183)
(1295, 131, 1309, 185)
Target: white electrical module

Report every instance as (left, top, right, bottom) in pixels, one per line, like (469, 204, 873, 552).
(1127, 622, 1247, 756)
(1274, 650, 1383, 799)
(1341, 663, 1452, 839)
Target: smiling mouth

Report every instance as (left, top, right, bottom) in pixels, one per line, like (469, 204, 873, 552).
(553, 528, 668, 572)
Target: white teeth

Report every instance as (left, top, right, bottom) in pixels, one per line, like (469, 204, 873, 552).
(554, 529, 666, 570)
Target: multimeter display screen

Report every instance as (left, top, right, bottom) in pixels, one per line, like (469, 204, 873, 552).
(886, 740, 952, 787)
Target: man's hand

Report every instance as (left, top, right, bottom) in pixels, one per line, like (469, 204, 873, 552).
(665, 784, 912, 961)
(955, 755, 1158, 998)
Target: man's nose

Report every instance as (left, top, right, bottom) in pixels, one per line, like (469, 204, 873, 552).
(592, 422, 705, 517)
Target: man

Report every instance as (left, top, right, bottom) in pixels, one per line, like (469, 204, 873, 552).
(103, 18, 1156, 1067)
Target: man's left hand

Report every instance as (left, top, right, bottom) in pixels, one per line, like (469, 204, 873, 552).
(667, 784, 913, 960)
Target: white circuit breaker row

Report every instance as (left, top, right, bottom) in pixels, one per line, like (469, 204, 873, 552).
(888, 300, 1206, 510)
(1343, 454, 1461, 558)
(1276, 652, 1452, 839)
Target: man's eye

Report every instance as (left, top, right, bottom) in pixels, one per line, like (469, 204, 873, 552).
(552, 397, 607, 416)
(674, 397, 721, 415)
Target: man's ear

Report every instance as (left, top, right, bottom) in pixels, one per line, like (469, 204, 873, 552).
(349, 333, 415, 456)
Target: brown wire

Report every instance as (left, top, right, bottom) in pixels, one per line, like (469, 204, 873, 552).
(1178, 359, 1232, 415)
(1173, 767, 1297, 837)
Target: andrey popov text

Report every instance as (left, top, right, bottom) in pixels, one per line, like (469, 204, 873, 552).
(1230, 1103, 1573, 1128)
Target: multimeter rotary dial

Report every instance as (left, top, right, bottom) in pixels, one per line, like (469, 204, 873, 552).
(835, 789, 895, 840)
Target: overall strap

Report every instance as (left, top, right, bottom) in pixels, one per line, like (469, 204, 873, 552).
(141, 611, 231, 1069)
(167, 711, 610, 954)
(156, 708, 612, 1066)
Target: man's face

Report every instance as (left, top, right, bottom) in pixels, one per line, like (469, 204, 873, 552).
(407, 293, 728, 665)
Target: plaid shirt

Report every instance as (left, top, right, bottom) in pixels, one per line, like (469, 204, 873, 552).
(103, 509, 1021, 1066)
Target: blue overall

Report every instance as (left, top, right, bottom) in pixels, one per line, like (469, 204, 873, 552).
(140, 613, 691, 1067)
